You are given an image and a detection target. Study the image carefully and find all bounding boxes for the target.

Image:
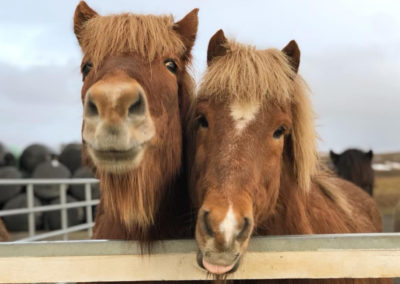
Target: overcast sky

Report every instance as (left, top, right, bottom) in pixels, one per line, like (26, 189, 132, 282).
(0, 0, 399, 154)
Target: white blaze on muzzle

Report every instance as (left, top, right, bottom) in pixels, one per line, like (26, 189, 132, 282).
(219, 204, 238, 245)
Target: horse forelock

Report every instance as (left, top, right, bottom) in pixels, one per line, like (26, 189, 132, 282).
(79, 13, 186, 70)
(198, 40, 294, 105)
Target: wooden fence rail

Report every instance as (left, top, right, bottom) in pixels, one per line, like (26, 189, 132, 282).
(0, 233, 399, 283)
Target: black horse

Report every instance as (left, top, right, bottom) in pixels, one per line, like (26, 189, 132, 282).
(330, 148, 374, 196)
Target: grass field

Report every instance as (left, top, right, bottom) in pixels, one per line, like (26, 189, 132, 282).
(375, 173, 400, 215)
(373, 152, 400, 163)
(367, 152, 400, 215)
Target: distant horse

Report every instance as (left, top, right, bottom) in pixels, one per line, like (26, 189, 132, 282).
(73, 1, 198, 246)
(330, 149, 374, 195)
(187, 30, 389, 283)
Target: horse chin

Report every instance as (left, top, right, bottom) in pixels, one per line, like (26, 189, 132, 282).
(88, 146, 146, 174)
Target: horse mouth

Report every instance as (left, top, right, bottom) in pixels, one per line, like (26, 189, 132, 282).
(90, 146, 143, 162)
(197, 251, 240, 275)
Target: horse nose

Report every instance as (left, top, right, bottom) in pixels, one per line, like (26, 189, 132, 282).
(202, 211, 214, 237)
(237, 216, 252, 240)
(127, 91, 145, 116)
(85, 78, 147, 123)
(200, 208, 252, 244)
(86, 97, 99, 116)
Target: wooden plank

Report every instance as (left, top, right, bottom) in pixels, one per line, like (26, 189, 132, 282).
(0, 233, 399, 283)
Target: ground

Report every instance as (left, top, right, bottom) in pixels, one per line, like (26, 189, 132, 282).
(375, 171, 400, 214)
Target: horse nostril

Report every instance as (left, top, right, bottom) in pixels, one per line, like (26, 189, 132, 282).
(203, 211, 214, 237)
(128, 92, 145, 115)
(237, 217, 251, 240)
(87, 98, 98, 116)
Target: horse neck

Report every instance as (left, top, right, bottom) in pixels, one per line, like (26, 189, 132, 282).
(256, 160, 314, 236)
(257, 161, 365, 236)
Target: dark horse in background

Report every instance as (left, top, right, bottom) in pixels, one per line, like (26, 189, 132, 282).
(330, 149, 374, 196)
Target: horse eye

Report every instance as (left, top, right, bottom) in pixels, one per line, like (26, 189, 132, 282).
(164, 59, 178, 73)
(198, 115, 208, 128)
(273, 125, 286, 139)
(81, 62, 93, 80)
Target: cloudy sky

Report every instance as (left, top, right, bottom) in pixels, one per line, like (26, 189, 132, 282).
(0, 0, 399, 154)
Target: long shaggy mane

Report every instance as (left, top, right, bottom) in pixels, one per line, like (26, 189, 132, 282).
(313, 167, 353, 217)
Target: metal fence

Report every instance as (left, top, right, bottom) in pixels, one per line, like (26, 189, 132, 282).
(0, 179, 99, 242)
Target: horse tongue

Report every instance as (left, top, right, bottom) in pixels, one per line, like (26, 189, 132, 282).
(202, 258, 235, 275)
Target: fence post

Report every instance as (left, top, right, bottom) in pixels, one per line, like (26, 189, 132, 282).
(59, 184, 68, 240)
(26, 184, 35, 238)
(84, 183, 93, 237)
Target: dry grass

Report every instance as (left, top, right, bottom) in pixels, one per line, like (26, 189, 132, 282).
(373, 152, 400, 163)
(374, 174, 400, 214)
(320, 151, 400, 214)
(369, 152, 400, 215)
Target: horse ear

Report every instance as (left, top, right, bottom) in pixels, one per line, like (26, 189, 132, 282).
(282, 40, 300, 73)
(366, 150, 373, 160)
(330, 150, 340, 165)
(174, 9, 199, 61)
(207, 29, 228, 66)
(74, 1, 98, 46)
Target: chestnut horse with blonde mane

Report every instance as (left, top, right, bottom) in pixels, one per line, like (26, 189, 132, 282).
(73, 1, 198, 247)
(187, 30, 391, 283)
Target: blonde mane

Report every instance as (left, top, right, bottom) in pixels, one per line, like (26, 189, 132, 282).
(197, 40, 318, 194)
(198, 41, 294, 104)
(78, 13, 186, 69)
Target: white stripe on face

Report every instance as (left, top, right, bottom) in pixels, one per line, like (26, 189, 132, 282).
(230, 101, 260, 133)
(219, 204, 237, 245)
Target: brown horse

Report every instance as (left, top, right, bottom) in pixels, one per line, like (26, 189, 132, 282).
(187, 30, 390, 283)
(73, 1, 198, 246)
(330, 149, 374, 196)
